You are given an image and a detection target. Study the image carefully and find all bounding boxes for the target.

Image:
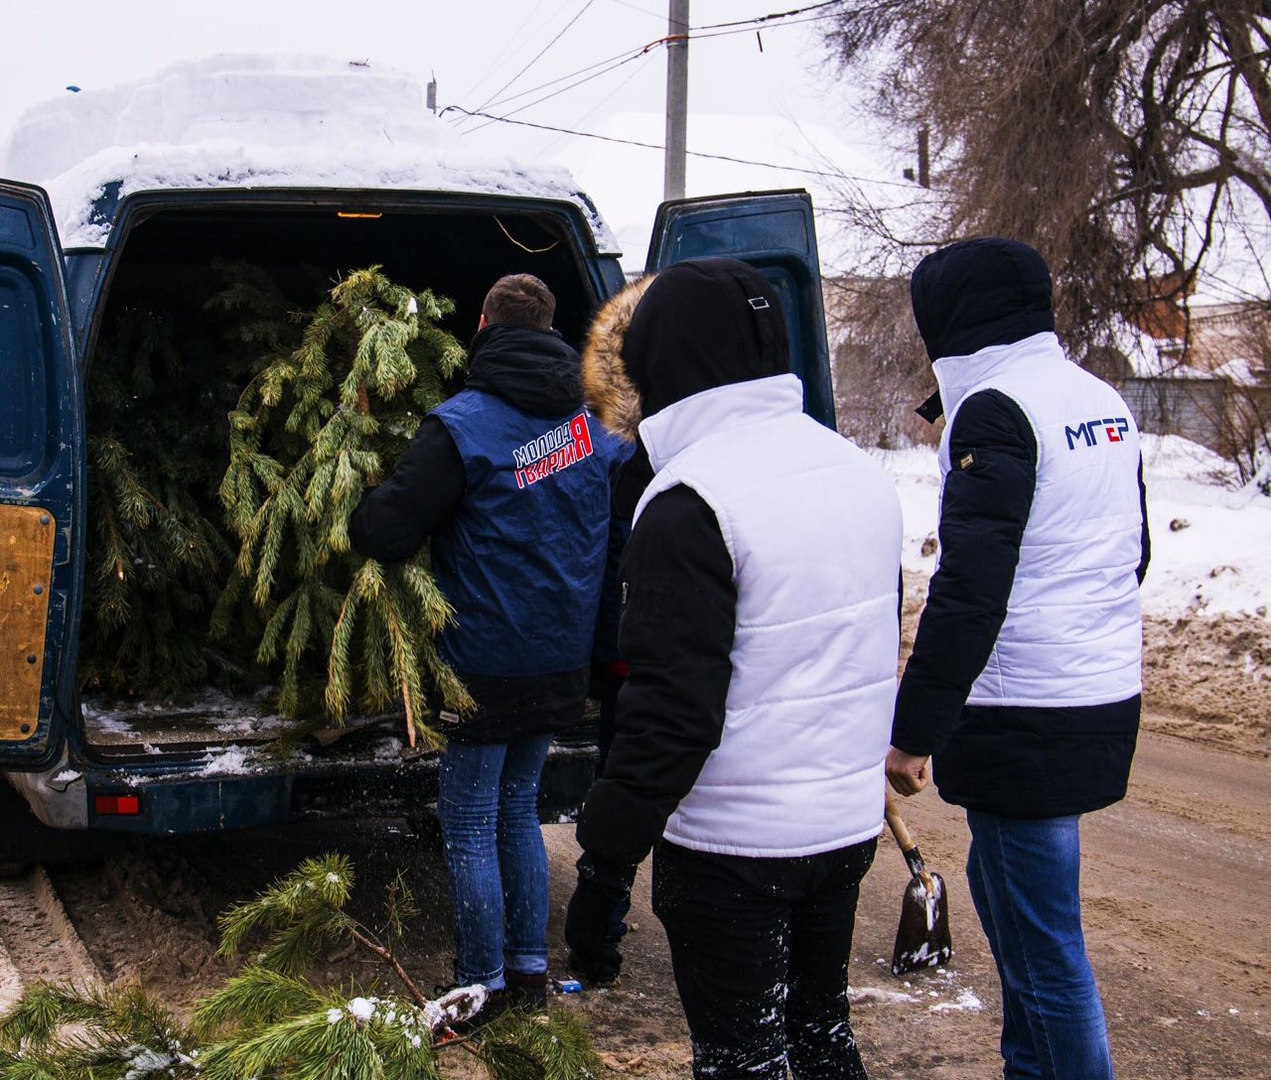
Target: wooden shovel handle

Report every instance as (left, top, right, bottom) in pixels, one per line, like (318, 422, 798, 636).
(885, 791, 934, 886)
(884, 791, 918, 854)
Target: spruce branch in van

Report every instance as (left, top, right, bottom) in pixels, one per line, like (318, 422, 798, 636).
(81, 305, 239, 695)
(218, 266, 473, 742)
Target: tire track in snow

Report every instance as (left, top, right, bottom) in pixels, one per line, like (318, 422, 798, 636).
(0, 866, 101, 1009)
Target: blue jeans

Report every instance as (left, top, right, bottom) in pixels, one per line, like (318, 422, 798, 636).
(436, 734, 554, 990)
(965, 811, 1114, 1080)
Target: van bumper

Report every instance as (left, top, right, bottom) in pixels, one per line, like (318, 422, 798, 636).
(2, 740, 596, 854)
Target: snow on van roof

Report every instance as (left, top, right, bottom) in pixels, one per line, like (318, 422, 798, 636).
(0, 53, 618, 252)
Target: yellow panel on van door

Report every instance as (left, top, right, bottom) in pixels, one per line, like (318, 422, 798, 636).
(0, 506, 55, 740)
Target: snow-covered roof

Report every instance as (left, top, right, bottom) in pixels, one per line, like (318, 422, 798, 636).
(0, 53, 618, 252)
(1112, 304, 1264, 382)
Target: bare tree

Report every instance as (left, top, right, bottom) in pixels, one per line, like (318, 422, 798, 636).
(1220, 302, 1271, 487)
(819, 1, 1271, 355)
(826, 275, 937, 447)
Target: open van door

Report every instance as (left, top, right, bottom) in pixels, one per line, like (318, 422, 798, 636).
(0, 181, 81, 767)
(646, 190, 835, 429)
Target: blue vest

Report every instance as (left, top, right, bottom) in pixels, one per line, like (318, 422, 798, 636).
(431, 389, 626, 677)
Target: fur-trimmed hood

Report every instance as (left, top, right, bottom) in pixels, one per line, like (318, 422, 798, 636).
(582, 273, 656, 442)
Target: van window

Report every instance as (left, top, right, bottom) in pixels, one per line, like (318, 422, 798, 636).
(0, 268, 47, 477)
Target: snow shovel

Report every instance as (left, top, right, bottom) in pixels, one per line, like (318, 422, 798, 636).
(883, 792, 952, 975)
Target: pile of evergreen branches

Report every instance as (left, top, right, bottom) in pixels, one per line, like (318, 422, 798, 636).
(82, 264, 475, 746)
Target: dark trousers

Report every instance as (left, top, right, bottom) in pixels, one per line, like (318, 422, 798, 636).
(652, 836, 878, 1080)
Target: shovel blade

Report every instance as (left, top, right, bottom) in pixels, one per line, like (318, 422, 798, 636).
(891, 870, 952, 976)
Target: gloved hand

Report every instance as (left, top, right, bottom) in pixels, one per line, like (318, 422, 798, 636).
(565, 852, 637, 984)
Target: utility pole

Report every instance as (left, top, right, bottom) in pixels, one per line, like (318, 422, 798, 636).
(664, 0, 689, 201)
(903, 126, 932, 188)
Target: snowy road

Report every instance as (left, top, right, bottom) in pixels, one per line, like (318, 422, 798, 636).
(0, 726, 1262, 1077)
(549, 727, 1271, 1079)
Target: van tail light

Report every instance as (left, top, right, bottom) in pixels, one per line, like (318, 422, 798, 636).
(94, 794, 141, 816)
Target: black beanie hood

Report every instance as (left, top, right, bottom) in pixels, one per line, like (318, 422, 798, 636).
(619, 257, 790, 418)
(910, 238, 1055, 363)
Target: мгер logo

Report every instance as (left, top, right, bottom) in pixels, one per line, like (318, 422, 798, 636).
(1065, 417, 1130, 450)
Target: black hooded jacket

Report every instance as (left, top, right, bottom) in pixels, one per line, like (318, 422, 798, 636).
(575, 258, 796, 868)
(894, 239, 1151, 818)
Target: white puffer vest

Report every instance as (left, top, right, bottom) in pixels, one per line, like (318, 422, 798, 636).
(934, 333, 1144, 707)
(636, 374, 903, 857)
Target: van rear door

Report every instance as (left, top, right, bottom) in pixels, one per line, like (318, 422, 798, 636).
(0, 181, 81, 766)
(646, 189, 835, 429)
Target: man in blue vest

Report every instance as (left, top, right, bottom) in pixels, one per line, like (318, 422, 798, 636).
(350, 273, 628, 1017)
(887, 239, 1151, 1080)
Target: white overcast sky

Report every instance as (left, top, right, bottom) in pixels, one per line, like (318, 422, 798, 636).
(4, 2, 1265, 298)
(0, 0, 873, 163)
(0, 0, 909, 271)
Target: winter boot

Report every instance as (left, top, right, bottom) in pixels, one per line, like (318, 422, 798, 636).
(432, 968, 509, 1032)
(505, 970, 548, 1013)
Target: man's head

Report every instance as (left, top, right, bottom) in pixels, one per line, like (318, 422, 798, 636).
(481, 274, 556, 331)
(910, 238, 1054, 363)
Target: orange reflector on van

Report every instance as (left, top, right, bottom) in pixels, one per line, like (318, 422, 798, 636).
(337, 211, 383, 219)
(94, 794, 141, 816)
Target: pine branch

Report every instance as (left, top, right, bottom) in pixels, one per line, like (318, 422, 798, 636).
(0, 855, 604, 1080)
(193, 965, 329, 1036)
(216, 853, 355, 961)
(474, 1010, 605, 1080)
(0, 980, 200, 1079)
(201, 1007, 377, 1080)
(380, 872, 420, 951)
(347, 926, 428, 1006)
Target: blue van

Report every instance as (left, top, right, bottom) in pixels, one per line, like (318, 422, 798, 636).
(0, 58, 834, 863)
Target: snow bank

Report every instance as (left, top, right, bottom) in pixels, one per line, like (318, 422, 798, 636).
(1137, 436, 1271, 619)
(875, 434, 1271, 621)
(0, 53, 617, 252)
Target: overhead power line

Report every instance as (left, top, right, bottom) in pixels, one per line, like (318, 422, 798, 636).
(609, 0, 664, 16)
(471, 0, 598, 116)
(448, 0, 843, 128)
(455, 48, 652, 135)
(459, 43, 654, 120)
(439, 106, 918, 190)
(691, 1, 847, 32)
(541, 52, 658, 155)
(456, 0, 553, 105)
(690, 12, 845, 41)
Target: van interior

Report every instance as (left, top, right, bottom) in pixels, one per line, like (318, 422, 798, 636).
(79, 197, 609, 757)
